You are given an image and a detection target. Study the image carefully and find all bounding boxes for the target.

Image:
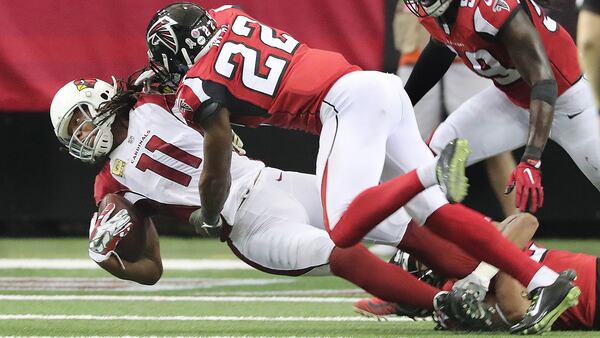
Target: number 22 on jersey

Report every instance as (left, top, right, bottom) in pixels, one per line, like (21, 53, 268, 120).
(214, 16, 300, 96)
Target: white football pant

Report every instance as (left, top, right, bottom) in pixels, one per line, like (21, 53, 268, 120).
(317, 71, 448, 228)
(430, 78, 600, 191)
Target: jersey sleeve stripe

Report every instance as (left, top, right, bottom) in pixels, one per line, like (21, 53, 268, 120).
(474, 7, 499, 37)
(183, 78, 212, 102)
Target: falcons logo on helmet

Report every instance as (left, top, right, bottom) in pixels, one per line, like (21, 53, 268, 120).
(147, 16, 179, 54)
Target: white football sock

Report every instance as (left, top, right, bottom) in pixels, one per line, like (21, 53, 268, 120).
(416, 159, 438, 188)
(527, 266, 559, 292)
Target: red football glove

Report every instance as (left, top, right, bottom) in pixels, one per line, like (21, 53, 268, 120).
(505, 162, 544, 213)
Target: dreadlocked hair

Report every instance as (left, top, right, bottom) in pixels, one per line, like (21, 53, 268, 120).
(96, 69, 146, 121)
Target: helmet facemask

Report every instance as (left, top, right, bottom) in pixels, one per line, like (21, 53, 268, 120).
(404, 0, 454, 17)
(60, 102, 115, 163)
(148, 57, 182, 90)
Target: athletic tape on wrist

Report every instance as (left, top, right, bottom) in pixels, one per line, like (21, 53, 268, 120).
(531, 79, 558, 106)
(521, 146, 543, 165)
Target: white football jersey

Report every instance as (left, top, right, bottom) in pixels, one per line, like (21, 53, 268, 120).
(96, 95, 264, 224)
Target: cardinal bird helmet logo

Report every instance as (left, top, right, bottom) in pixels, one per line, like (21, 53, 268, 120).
(73, 79, 97, 91)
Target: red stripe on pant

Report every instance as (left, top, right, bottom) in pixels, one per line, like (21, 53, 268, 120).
(321, 160, 425, 247)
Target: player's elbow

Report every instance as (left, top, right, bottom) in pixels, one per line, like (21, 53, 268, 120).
(139, 276, 160, 286)
(506, 213, 539, 248)
(515, 213, 539, 233)
(138, 266, 163, 286)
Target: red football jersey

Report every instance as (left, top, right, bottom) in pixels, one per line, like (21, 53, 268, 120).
(175, 6, 360, 135)
(419, 0, 581, 108)
(525, 242, 597, 329)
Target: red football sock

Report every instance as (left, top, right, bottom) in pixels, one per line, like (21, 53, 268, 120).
(399, 221, 478, 278)
(326, 170, 424, 248)
(329, 245, 438, 310)
(424, 204, 542, 286)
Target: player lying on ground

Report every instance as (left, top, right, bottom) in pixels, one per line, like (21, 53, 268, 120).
(356, 213, 598, 331)
(403, 0, 600, 215)
(144, 3, 578, 333)
(50, 75, 503, 326)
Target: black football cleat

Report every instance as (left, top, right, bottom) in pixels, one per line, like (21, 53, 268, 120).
(433, 288, 493, 331)
(435, 138, 471, 203)
(510, 269, 580, 334)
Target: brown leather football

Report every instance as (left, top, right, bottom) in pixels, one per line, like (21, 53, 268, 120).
(98, 193, 147, 262)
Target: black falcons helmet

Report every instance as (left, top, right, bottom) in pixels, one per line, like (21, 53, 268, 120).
(146, 2, 218, 76)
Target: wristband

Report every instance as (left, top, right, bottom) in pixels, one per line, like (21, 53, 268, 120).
(202, 211, 222, 226)
(531, 79, 558, 106)
(471, 262, 500, 290)
(521, 146, 542, 168)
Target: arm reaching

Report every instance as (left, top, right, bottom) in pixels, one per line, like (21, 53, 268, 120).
(197, 106, 232, 226)
(500, 10, 556, 213)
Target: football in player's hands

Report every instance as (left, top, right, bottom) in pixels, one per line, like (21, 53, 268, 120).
(97, 194, 146, 262)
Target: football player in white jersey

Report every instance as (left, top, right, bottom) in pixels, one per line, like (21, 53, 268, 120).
(49, 74, 498, 325)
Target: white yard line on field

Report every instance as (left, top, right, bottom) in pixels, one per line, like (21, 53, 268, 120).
(201, 289, 364, 296)
(0, 277, 291, 292)
(0, 314, 415, 322)
(0, 259, 250, 270)
(0, 295, 358, 303)
(0, 336, 335, 338)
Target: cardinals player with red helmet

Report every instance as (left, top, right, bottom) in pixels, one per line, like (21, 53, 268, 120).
(403, 0, 600, 215)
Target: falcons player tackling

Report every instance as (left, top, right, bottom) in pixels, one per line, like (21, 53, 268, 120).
(144, 2, 578, 333)
(403, 0, 600, 214)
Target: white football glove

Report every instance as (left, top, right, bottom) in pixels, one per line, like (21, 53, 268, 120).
(189, 208, 223, 237)
(232, 130, 246, 155)
(88, 203, 131, 267)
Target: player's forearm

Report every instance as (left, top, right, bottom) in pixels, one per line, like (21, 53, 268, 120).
(498, 213, 539, 249)
(502, 11, 556, 161)
(97, 255, 163, 285)
(199, 132, 232, 222)
(404, 39, 455, 105)
(199, 108, 233, 223)
(199, 172, 231, 222)
(524, 100, 554, 161)
(578, 10, 600, 108)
